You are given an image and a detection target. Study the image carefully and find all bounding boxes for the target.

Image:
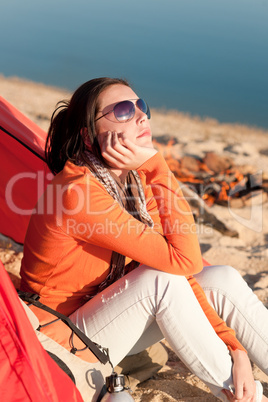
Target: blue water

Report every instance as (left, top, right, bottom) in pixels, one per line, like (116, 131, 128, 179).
(1, 0, 268, 128)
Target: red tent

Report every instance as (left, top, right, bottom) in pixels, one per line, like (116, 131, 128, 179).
(0, 97, 84, 400)
(0, 96, 51, 244)
(0, 259, 83, 401)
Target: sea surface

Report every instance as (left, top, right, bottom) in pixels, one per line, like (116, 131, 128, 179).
(1, 0, 268, 128)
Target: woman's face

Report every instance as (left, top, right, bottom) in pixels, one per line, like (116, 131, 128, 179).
(95, 84, 152, 147)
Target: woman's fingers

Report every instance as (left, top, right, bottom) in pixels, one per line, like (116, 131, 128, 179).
(222, 387, 255, 402)
(100, 131, 133, 168)
(99, 130, 157, 170)
(232, 382, 255, 401)
(221, 389, 233, 400)
(230, 349, 256, 402)
(111, 132, 132, 156)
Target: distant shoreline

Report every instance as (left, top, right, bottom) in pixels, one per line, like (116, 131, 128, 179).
(2, 73, 268, 176)
(1, 73, 268, 132)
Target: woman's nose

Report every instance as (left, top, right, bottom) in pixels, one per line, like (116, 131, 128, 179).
(136, 108, 147, 124)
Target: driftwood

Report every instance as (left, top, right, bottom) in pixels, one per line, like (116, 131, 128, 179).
(179, 182, 239, 238)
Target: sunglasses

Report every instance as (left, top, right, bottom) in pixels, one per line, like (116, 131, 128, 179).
(95, 98, 151, 123)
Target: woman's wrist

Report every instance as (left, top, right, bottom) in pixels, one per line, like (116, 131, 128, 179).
(136, 151, 170, 178)
(229, 348, 247, 360)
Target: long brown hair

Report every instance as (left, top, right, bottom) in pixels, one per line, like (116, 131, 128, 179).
(45, 77, 130, 174)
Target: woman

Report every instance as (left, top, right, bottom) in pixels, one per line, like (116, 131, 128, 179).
(20, 77, 268, 401)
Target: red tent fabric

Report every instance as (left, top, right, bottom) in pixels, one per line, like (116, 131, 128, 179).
(0, 259, 83, 401)
(0, 96, 51, 244)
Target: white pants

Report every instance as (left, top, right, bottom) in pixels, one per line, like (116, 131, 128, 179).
(70, 265, 268, 400)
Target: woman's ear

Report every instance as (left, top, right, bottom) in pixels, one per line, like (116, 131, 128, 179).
(80, 128, 92, 150)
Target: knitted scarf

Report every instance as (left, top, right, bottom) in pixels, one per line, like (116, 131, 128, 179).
(79, 151, 154, 294)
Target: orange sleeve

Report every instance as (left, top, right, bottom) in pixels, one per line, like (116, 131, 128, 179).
(188, 276, 246, 352)
(59, 152, 203, 277)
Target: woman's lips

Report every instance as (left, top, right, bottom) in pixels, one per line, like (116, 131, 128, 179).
(137, 130, 151, 138)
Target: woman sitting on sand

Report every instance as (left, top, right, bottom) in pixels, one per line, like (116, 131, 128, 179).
(20, 77, 268, 401)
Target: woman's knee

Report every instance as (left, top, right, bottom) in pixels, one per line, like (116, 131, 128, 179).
(130, 265, 191, 299)
(194, 264, 244, 293)
(134, 265, 188, 284)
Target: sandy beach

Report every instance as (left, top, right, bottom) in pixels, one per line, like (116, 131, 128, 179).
(1, 74, 268, 401)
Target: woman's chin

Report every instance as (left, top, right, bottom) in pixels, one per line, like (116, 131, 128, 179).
(137, 136, 153, 147)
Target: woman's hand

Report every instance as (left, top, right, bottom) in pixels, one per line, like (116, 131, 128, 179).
(222, 349, 256, 401)
(99, 131, 157, 170)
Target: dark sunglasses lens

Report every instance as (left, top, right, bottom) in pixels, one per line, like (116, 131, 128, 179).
(137, 99, 150, 119)
(114, 101, 135, 122)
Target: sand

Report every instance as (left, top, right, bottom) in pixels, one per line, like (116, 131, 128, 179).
(1, 74, 268, 401)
